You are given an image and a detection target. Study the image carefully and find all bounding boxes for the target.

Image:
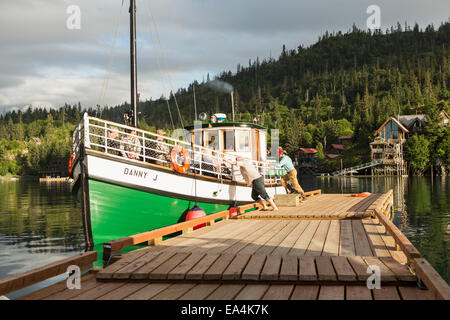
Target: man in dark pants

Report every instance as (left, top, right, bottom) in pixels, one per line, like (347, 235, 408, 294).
(226, 156, 279, 211)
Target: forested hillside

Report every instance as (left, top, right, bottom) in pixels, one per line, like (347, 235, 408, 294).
(1, 22, 449, 176)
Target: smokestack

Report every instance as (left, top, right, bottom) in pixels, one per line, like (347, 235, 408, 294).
(231, 91, 235, 122)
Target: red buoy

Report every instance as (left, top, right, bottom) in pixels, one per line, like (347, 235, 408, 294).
(229, 206, 238, 219)
(185, 205, 207, 230)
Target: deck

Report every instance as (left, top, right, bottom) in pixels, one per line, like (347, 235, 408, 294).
(1, 190, 449, 301)
(239, 193, 382, 219)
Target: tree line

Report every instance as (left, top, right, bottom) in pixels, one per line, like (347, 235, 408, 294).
(0, 22, 449, 176)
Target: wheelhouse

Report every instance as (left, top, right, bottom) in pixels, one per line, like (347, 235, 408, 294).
(186, 122, 268, 163)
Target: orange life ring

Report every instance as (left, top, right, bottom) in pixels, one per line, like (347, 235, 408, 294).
(68, 153, 74, 178)
(170, 145, 191, 173)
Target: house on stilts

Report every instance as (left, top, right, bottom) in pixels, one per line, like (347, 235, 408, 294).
(370, 111, 449, 176)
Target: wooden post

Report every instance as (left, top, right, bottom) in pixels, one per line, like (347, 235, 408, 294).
(148, 236, 163, 246)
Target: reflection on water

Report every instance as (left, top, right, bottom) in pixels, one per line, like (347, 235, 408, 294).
(0, 180, 84, 298)
(0, 176, 448, 297)
(300, 175, 449, 283)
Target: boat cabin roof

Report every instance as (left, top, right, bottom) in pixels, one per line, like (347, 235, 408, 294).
(185, 122, 267, 131)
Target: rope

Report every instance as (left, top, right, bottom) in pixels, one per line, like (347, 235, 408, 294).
(145, 0, 184, 128)
(166, 99, 175, 130)
(98, 0, 125, 108)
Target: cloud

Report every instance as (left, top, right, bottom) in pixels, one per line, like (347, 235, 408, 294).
(0, 0, 449, 114)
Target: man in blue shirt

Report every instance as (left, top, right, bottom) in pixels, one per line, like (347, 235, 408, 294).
(277, 148, 305, 195)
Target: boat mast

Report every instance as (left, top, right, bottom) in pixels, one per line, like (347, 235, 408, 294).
(129, 0, 138, 127)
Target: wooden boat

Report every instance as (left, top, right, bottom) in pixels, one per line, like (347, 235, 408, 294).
(69, 1, 286, 264)
(70, 114, 286, 262)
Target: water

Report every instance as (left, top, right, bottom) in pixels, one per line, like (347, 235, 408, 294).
(0, 180, 85, 299)
(0, 177, 448, 298)
(300, 175, 449, 283)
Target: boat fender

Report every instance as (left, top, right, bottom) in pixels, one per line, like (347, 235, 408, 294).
(185, 205, 207, 230)
(229, 206, 238, 219)
(68, 153, 74, 178)
(170, 145, 191, 174)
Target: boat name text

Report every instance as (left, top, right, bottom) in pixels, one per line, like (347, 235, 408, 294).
(124, 168, 148, 179)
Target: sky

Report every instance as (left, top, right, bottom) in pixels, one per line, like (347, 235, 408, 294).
(0, 0, 449, 114)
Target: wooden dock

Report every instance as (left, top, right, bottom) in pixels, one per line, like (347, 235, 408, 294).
(1, 190, 449, 300)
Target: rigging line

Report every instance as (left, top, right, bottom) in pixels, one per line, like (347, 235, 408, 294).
(98, 0, 125, 108)
(146, 0, 184, 128)
(142, 0, 175, 130)
(172, 91, 184, 128)
(166, 98, 175, 130)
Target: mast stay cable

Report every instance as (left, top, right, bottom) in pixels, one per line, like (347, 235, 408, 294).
(142, 0, 176, 130)
(98, 0, 125, 109)
(144, 0, 185, 128)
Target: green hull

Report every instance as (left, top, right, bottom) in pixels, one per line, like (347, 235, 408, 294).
(87, 179, 229, 267)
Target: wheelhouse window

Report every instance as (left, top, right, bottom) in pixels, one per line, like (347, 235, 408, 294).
(193, 131, 202, 146)
(223, 130, 235, 151)
(237, 130, 250, 152)
(205, 130, 219, 150)
(259, 131, 267, 161)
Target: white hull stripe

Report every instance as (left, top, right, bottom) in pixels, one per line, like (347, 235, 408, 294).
(85, 154, 286, 204)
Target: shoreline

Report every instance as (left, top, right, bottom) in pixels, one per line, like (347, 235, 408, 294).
(0, 175, 70, 182)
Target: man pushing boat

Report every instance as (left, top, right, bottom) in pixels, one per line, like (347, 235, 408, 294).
(224, 156, 279, 211)
(276, 147, 305, 196)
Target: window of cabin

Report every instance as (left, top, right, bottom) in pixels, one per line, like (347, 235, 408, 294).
(205, 130, 219, 150)
(237, 130, 250, 152)
(381, 120, 399, 140)
(384, 125, 391, 139)
(391, 121, 398, 139)
(223, 130, 235, 151)
(193, 131, 202, 146)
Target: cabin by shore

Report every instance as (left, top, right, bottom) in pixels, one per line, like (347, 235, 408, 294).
(370, 111, 449, 176)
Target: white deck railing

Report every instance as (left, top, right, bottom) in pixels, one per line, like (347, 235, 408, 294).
(72, 114, 284, 184)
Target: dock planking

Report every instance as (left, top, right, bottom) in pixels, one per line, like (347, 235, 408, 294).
(8, 190, 450, 301)
(238, 193, 383, 219)
(92, 220, 420, 286)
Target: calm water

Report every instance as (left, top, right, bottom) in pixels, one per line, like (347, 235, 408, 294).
(0, 181, 85, 299)
(0, 176, 448, 298)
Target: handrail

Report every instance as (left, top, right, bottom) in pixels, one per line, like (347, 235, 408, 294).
(332, 160, 382, 176)
(372, 207, 421, 261)
(365, 190, 420, 262)
(413, 258, 450, 300)
(364, 190, 448, 297)
(73, 114, 284, 184)
(102, 209, 233, 262)
(0, 251, 97, 296)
